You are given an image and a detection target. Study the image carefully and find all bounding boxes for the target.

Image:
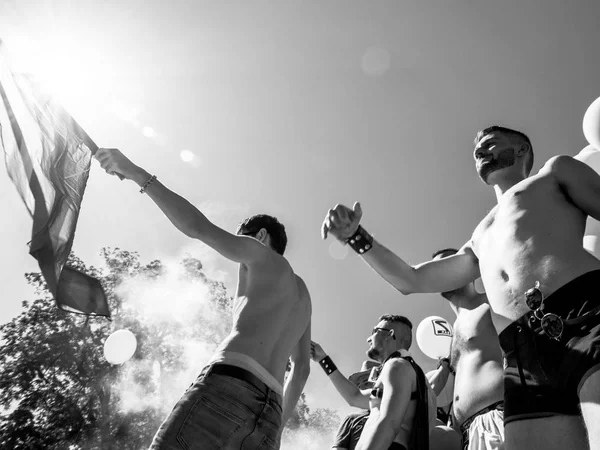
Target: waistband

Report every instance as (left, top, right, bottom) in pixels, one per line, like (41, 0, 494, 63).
(201, 363, 282, 407)
(500, 269, 600, 348)
(208, 351, 283, 395)
(533, 269, 600, 318)
(460, 401, 504, 436)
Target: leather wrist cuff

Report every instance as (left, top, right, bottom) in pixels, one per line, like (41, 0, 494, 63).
(345, 226, 373, 254)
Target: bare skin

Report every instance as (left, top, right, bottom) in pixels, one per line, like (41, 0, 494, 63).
(321, 130, 600, 449)
(311, 319, 435, 450)
(95, 148, 311, 426)
(449, 300, 504, 428)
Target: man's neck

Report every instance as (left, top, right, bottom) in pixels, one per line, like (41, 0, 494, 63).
(492, 172, 524, 201)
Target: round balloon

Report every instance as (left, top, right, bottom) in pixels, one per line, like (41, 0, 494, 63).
(104, 329, 137, 365)
(416, 316, 453, 359)
(574, 145, 600, 259)
(583, 96, 600, 150)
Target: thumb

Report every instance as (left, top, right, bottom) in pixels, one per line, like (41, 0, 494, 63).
(352, 201, 363, 221)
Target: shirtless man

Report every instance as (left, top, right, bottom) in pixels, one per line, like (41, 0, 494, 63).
(321, 126, 600, 450)
(95, 148, 311, 450)
(311, 314, 436, 450)
(429, 248, 504, 450)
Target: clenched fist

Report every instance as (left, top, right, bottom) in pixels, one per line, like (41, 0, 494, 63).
(321, 202, 363, 241)
(95, 148, 138, 180)
(310, 340, 327, 362)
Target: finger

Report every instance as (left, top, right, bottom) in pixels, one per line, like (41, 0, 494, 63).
(352, 201, 363, 221)
(334, 204, 350, 224)
(329, 213, 342, 227)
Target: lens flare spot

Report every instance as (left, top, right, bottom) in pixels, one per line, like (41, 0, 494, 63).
(104, 329, 137, 365)
(180, 150, 195, 163)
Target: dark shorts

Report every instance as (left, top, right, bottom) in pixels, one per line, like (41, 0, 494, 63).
(149, 364, 282, 450)
(499, 270, 600, 423)
(388, 443, 406, 450)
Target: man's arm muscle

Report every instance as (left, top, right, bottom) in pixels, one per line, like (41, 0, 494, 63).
(356, 360, 414, 450)
(363, 240, 479, 295)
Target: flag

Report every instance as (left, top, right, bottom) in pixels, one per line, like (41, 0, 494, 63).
(0, 40, 110, 317)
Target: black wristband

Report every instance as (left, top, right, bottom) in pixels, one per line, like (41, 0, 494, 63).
(346, 226, 374, 254)
(319, 356, 338, 376)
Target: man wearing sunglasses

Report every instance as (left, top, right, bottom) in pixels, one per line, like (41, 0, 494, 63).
(95, 148, 312, 450)
(310, 314, 436, 450)
(321, 126, 600, 450)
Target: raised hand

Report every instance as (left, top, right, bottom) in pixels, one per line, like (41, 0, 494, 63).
(95, 148, 138, 180)
(310, 340, 327, 362)
(321, 202, 363, 241)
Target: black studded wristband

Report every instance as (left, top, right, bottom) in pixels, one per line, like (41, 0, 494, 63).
(319, 356, 338, 376)
(346, 226, 374, 255)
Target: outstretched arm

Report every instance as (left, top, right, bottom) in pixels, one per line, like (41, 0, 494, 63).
(321, 202, 480, 294)
(282, 319, 312, 426)
(310, 341, 371, 409)
(356, 360, 414, 450)
(95, 148, 267, 264)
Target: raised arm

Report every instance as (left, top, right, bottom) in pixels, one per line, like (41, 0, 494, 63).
(310, 341, 371, 409)
(95, 148, 268, 264)
(355, 359, 414, 450)
(282, 317, 312, 426)
(321, 202, 480, 294)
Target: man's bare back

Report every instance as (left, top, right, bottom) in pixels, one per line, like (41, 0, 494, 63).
(470, 161, 600, 331)
(217, 254, 311, 386)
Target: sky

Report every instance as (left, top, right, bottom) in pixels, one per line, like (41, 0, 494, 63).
(1, 0, 600, 416)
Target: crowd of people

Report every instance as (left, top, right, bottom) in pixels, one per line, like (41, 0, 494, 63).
(94, 124, 600, 450)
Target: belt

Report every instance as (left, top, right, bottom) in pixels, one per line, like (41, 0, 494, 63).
(460, 401, 504, 449)
(202, 363, 271, 396)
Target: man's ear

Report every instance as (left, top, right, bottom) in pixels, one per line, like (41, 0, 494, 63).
(389, 329, 396, 340)
(517, 142, 531, 157)
(255, 228, 268, 243)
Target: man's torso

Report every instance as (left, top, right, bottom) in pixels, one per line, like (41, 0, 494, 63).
(471, 167, 600, 331)
(450, 302, 504, 427)
(215, 252, 311, 387)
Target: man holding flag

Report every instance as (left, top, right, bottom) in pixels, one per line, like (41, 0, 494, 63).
(0, 39, 109, 317)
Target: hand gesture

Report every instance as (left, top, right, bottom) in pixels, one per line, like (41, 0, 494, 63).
(95, 148, 137, 180)
(310, 340, 327, 362)
(321, 202, 363, 241)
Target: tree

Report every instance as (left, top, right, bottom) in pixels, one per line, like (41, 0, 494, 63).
(0, 247, 340, 449)
(0, 248, 234, 449)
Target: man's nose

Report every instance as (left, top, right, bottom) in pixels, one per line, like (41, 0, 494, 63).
(474, 148, 488, 159)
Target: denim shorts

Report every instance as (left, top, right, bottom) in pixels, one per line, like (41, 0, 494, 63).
(149, 364, 283, 450)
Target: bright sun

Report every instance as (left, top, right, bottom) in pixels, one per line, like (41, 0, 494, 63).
(3, 32, 114, 121)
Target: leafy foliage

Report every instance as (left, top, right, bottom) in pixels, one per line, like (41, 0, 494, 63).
(0, 248, 341, 449)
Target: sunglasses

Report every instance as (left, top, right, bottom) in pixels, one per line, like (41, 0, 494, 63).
(524, 281, 563, 341)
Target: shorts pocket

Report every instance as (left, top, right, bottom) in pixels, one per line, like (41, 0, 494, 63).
(177, 392, 247, 450)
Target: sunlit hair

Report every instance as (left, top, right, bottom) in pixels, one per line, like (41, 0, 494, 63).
(236, 214, 287, 255)
(474, 126, 534, 175)
(379, 314, 413, 349)
(432, 248, 458, 259)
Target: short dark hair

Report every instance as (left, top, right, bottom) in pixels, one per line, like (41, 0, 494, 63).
(431, 248, 458, 260)
(379, 314, 413, 349)
(236, 214, 287, 255)
(474, 126, 534, 175)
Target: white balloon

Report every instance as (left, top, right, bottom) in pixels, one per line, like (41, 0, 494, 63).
(416, 316, 453, 359)
(426, 370, 455, 408)
(574, 145, 600, 259)
(583, 96, 600, 150)
(104, 329, 137, 365)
